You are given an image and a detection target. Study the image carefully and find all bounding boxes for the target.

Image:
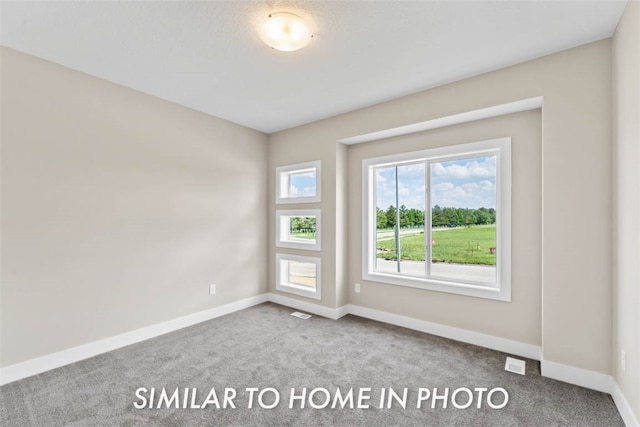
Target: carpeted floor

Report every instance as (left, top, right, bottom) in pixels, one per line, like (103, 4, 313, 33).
(0, 302, 624, 426)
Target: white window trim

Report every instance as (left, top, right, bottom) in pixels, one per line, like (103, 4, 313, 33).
(362, 137, 511, 302)
(276, 253, 322, 300)
(276, 209, 322, 251)
(276, 160, 321, 204)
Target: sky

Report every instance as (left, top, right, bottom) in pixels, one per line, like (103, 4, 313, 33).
(288, 171, 317, 197)
(376, 155, 497, 210)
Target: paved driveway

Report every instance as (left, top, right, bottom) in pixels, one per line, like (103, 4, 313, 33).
(376, 259, 496, 284)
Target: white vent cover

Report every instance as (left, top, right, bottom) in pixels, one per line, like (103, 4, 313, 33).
(504, 357, 526, 375)
(291, 311, 312, 320)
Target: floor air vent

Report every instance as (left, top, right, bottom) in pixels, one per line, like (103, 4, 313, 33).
(504, 357, 526, 375)
(291, 311, 312, 320)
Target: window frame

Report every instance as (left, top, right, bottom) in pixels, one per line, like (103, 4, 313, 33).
(362, 137, 511, 301)
(275, 209, 322, 251)
(276, 253, 322, 300)
(276, 160, 321, 204)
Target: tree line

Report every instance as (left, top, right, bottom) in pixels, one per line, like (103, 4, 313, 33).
(377, 205, 496, 229)
(290, 216, 316, 233)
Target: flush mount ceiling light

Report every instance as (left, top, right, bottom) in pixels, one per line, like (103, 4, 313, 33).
(260, 12, 312, 52)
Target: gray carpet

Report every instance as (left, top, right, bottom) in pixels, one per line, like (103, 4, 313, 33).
(0, 302, 624, 426)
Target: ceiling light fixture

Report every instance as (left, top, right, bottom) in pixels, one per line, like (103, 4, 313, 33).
(259, 12, 312, 52)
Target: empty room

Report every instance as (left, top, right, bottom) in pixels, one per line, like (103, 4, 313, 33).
(1, 1, 638, 426)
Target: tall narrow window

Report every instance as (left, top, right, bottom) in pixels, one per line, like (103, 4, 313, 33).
(363, 138, 511, 301)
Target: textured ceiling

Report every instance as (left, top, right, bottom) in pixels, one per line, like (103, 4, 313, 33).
(0, 1, 628, 134)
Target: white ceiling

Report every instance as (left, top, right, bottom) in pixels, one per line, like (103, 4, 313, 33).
(0, 0, 628, 134)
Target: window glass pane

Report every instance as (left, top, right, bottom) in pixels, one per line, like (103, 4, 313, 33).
(430, 155, 497, 284)
(288, 170, 316, 198)
(286, 260, 317, 289)
(276, 209, 321, 251)
(276, 161, 321, 204)
(374, 164, 426, 277)
(375, 166, 397, 274)
(287, 216, 316, 242)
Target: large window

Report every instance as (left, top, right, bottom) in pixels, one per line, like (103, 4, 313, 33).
(362, 138, 511, 301)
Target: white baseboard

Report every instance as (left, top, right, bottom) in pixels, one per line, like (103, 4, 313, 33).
(612, 381, 640, 427)
(335, 304, 350, 319)
(266, 292, 348, 320)
(264, 297, 541, 361)
(540, 359, 613, 394)
(0, 294, 269, 386)
(4, 295, 540, 386)
(346, 304, 541, 360)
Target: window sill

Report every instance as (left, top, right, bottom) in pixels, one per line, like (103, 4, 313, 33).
(275, 283, 322, 300)
(362, 271, 510, 302)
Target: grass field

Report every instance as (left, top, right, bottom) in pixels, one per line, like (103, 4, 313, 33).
(377, 225, 496, 265)
(290, 231, 315, 240)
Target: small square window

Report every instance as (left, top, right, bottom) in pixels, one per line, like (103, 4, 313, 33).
(276, 209, 321, 251)
(276, 253, 321, 300)
(276, 161, 321, 204)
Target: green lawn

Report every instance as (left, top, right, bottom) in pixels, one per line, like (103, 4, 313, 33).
(290, 231, 316, 240)
(377, 225, 496, 265)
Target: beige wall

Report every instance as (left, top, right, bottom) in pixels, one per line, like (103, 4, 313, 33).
(268, 121, 342, 308)
(269, 40, 612, 374)
(348, 111, 541, 345)
(335, 142, 349, 308)
(613, 0, 640, 421)
(267, 130, 350, 309)
(0, 47, 269, 367)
